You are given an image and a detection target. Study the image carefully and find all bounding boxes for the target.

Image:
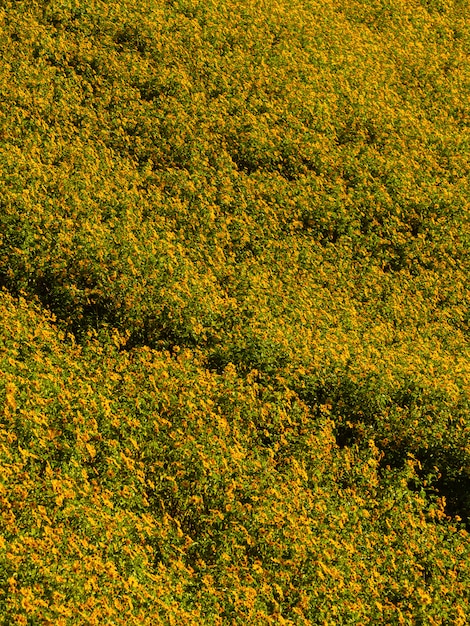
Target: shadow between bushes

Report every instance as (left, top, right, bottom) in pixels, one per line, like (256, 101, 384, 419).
(294, 373, 470, 527)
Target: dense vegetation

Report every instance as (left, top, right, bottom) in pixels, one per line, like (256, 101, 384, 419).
(1, 0, 469, 623)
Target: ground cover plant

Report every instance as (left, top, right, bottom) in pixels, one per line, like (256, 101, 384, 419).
(0, 0, 469, 623)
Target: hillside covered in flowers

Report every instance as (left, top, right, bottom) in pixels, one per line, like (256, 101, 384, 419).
(1, 0, 469, 623)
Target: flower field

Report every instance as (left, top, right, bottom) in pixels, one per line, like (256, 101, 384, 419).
(0, 0, 469, 623)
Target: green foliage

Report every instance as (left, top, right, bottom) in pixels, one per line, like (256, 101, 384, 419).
(0, 0, 469, 623)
